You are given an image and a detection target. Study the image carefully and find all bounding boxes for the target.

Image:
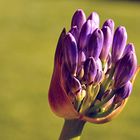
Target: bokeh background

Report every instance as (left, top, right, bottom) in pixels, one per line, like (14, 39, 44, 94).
(0, 0, 140, 140)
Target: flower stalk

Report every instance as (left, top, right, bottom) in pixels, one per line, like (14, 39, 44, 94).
(59, 119, 86, 140)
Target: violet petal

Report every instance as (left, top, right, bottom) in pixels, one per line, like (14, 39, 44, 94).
(78, 20, 92, 50)
(84, 57, 97, 85)
(63, 33, 78, 75)
(102, 19, 115, 35)
(87, 28, 104, 60)
(114, 51, 137, 88)
(71, 9, 86, 31)
(112, 26, 127, 63)
(100, 26, 112, 61)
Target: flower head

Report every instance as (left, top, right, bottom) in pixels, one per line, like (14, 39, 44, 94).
(48, 9, 139, 124)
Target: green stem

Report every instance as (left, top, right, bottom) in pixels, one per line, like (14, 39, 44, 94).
(103, 65, 115, 90)
(91, 104, 116, 118)
(89, 90, 115, 112)
(59, 119, 86, 140)
(95, 65, 115, 101)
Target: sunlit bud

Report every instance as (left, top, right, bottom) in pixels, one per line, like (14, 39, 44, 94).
(71, 9, 86, 31)
(112, 26, 127, 63)
(87, 12, 100, 27)
(102, 19, 115, 35)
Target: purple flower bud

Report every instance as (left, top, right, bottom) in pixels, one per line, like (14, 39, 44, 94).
(94, 58, 103, 83)
(63, 33, 78, 75)
(77, 65, 84, 80)
(102, 19, 115, 35)
(114, 81, 132, 103)
(78, 20, 92, 50)
(123, 43, 135, 56)
(87, 28, 104, 60)
(54, 28, 66, 65)
(71, 9, 86, 31)
(49, 9, 139, 122)
(114, 51, 137, 88)
(112, 26, 127, 63)
(100, 26, 112, 61)
(69, 26, 79, 42)
(69, 76, 82, 94)
(87, 12, 100, 27)
(84, 57, 97, 85)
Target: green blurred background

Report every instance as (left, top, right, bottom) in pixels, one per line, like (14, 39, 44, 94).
(0, 0, 140, 140)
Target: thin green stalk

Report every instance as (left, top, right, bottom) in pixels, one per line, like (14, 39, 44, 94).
(59, 119, 86, 140)
(102, 65, 115, 91)
(91, 104, 116, 118)
(89, 90, 115, 113)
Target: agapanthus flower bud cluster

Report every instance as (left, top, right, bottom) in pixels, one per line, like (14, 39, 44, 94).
(49, 9, 139, 124)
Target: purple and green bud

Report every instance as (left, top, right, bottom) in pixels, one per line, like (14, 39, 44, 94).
(87, 28, 104, 60)
(69, 76, 82, 95)
(114, 81, 132, 103)
(83, 57, 97, 85)
(112, 26, 127, 63)
(49, 9, 139, 125)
